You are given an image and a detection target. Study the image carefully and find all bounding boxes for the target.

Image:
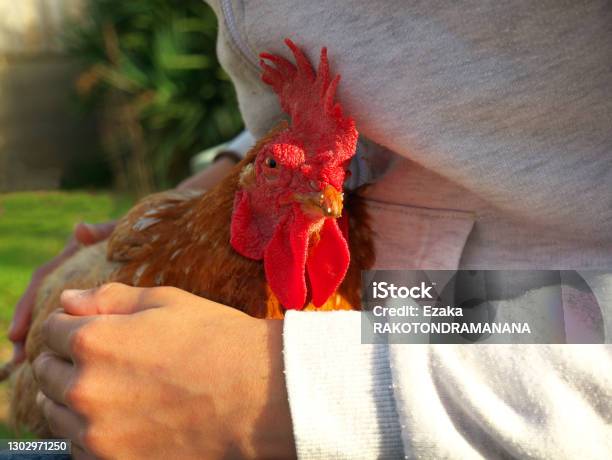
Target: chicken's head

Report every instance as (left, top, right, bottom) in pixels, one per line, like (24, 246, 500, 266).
(230, 39, 358, 310)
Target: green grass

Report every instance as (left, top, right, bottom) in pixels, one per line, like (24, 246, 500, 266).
(0, 191, 133, 432)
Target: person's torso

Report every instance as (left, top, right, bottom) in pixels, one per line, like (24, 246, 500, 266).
(206, 0, 612, 338)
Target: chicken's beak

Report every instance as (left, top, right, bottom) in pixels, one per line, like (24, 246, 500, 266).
(293, 185, 344, 218)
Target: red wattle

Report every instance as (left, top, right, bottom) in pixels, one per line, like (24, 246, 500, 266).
(263, 209, 310, 309)
(306, 217, 350, 307)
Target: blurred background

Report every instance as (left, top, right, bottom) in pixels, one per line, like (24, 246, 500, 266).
(0, 0, 243, 433)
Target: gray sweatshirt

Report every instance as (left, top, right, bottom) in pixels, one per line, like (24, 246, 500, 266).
(205, 1, 612, 458)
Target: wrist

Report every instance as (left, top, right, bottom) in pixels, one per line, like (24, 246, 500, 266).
(243, 319, 296, 459)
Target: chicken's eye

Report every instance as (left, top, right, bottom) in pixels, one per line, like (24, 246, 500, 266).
(265, 157, 277, 168)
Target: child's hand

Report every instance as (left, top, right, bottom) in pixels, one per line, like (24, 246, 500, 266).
(33, 283, 296, 459)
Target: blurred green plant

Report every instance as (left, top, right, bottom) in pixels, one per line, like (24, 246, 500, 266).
(65, 0, 243, 194)
(0, 191, 133, 432)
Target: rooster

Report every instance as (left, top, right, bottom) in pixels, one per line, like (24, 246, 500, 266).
(7, 39, 375, 435)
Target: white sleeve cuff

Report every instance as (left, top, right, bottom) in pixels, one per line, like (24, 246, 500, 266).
(283, 310, 404, 459)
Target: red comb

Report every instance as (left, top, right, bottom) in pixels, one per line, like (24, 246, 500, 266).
(260, 39, 357, 165)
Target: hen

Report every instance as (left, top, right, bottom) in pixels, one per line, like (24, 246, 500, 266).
(7, 39, 375, 435)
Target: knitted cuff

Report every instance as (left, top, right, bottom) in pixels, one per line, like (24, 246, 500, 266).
(283, 310, 404, 459)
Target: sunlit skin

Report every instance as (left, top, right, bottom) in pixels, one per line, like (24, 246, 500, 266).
(33, 284, 296, 459)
